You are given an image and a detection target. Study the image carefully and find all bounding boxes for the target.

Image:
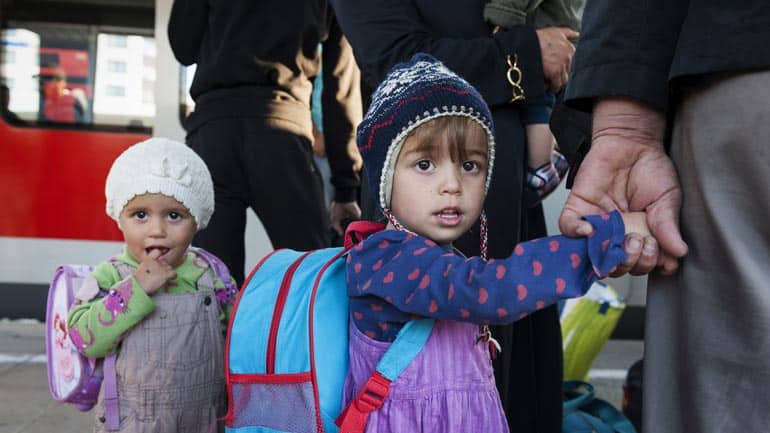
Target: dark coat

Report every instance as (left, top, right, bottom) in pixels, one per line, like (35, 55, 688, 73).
(566, 0, 770, 112)
(168, 0, 362, 201)
(331, 1, 563, 431)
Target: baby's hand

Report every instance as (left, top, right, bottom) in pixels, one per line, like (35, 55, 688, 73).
(134, 249, 177, 296)
(613, 212, 658, 276)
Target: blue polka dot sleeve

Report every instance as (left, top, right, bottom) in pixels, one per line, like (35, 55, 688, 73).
(346, 210, 627, 341)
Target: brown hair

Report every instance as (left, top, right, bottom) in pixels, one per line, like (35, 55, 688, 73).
(402, 116, 487, 163)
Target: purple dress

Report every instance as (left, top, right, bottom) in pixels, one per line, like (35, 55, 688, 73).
(343, 319, 509, 433)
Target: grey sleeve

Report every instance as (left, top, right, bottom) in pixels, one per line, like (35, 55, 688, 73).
(483, 0, 535, 29)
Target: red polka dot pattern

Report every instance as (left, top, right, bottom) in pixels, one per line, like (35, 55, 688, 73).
(346, 211, 627, 341)
(408, 268, 420, 280)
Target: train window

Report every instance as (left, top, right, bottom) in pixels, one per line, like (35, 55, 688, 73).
(1, 19, 155, 132)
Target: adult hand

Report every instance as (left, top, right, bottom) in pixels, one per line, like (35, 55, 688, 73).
(559, 98, 688, 275)
(535, 27, 578, 93)
(330, 200, 361, 236)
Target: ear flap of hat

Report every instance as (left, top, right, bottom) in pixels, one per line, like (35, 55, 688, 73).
(356, 53, 496, 214)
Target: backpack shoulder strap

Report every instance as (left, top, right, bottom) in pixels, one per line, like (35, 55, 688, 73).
(102, 354, 119, 431)
(336, 318, 435, 433)
(190, 247, 239, 307)
(375, 319, 435, 380)
(344, 221, 386, 250)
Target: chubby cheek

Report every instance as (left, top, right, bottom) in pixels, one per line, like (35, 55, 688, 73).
(125, 242, 146, 263)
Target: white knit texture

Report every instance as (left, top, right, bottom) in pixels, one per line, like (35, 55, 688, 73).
(379, 110, 496, 210)
(105, 137, 214, 230)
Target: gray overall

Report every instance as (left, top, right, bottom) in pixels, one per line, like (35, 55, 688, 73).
(94, 266, 225, 433)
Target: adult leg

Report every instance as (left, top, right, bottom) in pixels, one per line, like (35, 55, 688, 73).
(644, 70, 770, 433)
(242, 118, 330, 251)
(188, 118, 249, 284)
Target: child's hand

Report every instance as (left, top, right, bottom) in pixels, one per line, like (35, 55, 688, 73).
(612, 212, 658, 276)
(621, 211, 651, 237)
(134, 249, 177, 296)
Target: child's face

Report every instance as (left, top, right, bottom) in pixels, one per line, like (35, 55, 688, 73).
(390, 119, 488, 246)
(118, 193, 196, 269)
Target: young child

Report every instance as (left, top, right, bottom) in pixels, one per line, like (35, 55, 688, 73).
(342, 53, 653, 433)
(484, 0, 583, 205)
(67, 138, 237, 433)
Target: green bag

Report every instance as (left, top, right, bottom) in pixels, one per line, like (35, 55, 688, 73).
(561, 281, 625, 381)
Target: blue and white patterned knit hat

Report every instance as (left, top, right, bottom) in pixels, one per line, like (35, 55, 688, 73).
(357, 53, 496, 212)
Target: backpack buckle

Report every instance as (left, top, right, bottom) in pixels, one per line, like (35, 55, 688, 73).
(336, 372, 392, 433)
(354, 372, 391, 412)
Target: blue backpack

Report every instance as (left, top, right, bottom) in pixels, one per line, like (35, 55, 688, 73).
(224, 223, 435, 433)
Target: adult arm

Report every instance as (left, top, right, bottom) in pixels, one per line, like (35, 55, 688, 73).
(330, 0, 546, 107)
(167, 0, 208, 65)
(560, 0, 689, 273)
(483, 0, 536, 29)
(322, 13, 363, 232)
(559, 99, 687, 274)
(529, 0, 583, 32)
(564, 0, 688, 112)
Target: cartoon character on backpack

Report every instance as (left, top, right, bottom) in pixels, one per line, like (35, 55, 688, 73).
(46, 138, 238, 433)
(52, 313, 75, 381)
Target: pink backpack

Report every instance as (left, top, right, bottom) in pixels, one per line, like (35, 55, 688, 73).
(45, 248, 237, 430)
(46, 264, 108, 413)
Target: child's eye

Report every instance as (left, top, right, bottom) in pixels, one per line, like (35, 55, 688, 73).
(462, 161, 480, 172)
(168, 212, 183, 221)
(416, 160, 434, 171)
(132, 211, 147, 220)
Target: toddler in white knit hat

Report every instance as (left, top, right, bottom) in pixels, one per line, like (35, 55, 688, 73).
(67, 137, 236, 433)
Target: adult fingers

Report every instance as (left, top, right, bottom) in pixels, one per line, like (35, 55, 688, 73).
(549, 76, 565, 93)
(657, 252, 680, 276)
(560, 28, 580, 40)
(648, 201, 688, 258)
(558, 207, 595, 238)
(629, 236, 659, 276)
(609, 234, 644, 277)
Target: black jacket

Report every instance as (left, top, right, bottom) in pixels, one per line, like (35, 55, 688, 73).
(168, 0, 362, 201)
(566, 0, 770, 112)
(331, 0, 545, 108)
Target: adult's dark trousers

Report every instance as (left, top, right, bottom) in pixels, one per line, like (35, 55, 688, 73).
(188, 116, 330, 284)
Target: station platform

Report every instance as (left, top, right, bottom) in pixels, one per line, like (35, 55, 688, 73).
(0, 319, 642, 433)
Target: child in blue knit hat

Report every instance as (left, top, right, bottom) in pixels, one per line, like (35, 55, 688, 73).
(339, 53, 658, 433)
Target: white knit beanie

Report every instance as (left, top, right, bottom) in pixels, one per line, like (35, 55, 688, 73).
(105, 137, 214, 230)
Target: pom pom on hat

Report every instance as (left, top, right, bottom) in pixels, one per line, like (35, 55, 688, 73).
(356, 53, 496, 211)
(105, 137, 214, 230)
